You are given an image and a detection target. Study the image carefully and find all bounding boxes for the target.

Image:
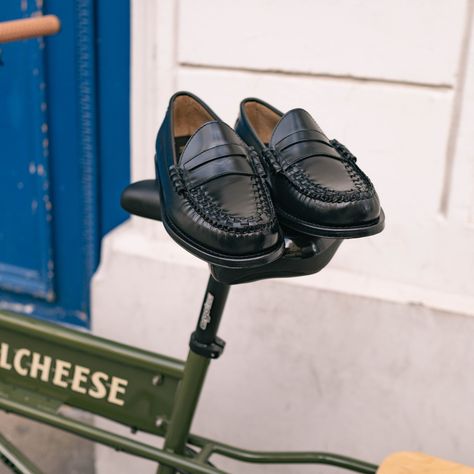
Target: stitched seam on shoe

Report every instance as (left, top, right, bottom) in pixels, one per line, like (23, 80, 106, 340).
(330, 138, 376, 192)
(266, 142, 375, 203)
(185, 177, 277, 234)
(172, 153, 277, 234)
(286, 166, 374, 203)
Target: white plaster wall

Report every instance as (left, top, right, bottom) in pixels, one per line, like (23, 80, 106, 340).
(93, 226, 474, 473)
(93, 1, 474, 472)
(129, 0, 474, 317)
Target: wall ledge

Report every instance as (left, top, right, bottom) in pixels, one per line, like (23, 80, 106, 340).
(95, 221, 474, 319)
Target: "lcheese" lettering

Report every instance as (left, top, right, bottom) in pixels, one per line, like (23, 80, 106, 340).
(0, 342, 128, 406)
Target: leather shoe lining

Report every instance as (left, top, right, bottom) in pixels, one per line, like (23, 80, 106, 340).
(244, 101, 280, 145)
(173, 95, 213, 143)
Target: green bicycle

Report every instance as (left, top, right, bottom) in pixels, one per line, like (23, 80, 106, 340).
(0, 15, 470, 474)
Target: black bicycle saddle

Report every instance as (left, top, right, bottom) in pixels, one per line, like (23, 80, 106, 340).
(121, 180, 342, 285)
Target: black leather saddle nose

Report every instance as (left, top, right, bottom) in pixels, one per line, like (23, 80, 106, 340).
(121, 180, 162, 221)
(121, 179, 343, 284)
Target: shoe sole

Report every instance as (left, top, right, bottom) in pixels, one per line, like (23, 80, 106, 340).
(158, 187, 285, 269)
(276, 207, 385, 239)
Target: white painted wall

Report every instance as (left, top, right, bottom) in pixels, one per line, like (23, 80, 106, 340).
(93, 1, 474, 472)
(130, 0, 474, 316)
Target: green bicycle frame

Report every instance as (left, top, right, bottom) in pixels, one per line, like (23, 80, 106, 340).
(0, 13, 380, 474)
(0, 275, 378, 474)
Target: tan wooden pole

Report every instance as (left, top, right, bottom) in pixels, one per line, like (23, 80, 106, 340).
(378, 452, 474, 474)
(0, 15, 60, 44)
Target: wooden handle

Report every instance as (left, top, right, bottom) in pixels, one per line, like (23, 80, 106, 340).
(378, 452, 474, 474)
(0, 15, 60, 44)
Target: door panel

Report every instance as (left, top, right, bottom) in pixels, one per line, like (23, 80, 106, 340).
(0, 2, 53, 301)
(0, 0, 130, 327)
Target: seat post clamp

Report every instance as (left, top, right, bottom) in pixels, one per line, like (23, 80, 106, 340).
(189, 333, 226, 359)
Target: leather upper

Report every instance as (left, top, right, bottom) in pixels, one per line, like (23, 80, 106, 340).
(235, 98, 381, 229)
(155, 92, 280, 257)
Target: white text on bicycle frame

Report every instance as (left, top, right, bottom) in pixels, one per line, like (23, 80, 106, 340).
(0, 342, 128, 406)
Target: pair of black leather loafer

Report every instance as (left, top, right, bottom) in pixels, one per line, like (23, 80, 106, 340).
(155, 91, 384, 268)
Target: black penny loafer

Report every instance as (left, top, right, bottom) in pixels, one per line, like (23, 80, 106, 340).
(235, 98, 385, 238)
(155, 92, 284, 268)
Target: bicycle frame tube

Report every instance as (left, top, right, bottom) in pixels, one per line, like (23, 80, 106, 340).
(188, 434, 378, 473)
(158, 351, 210, 474)
(0, 432, 44, 474)
(0, 395, 224, 474)
(0, 275, 378, 474)
(0, 310, 184, 435)
(158, 276, 230, 474)
(0, 391, 377, 474)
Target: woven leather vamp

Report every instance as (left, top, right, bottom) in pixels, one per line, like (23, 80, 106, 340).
(267, 132, 375, 203)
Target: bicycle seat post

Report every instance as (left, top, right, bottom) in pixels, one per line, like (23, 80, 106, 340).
(158, 275, 230, 474)
(189, 276, 230, 358)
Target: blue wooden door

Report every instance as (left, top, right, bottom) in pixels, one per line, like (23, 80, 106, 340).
(0, 1, 130, 327)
